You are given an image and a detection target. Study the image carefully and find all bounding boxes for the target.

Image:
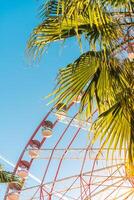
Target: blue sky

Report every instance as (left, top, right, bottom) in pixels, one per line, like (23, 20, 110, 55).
(0, 0, 89, 198)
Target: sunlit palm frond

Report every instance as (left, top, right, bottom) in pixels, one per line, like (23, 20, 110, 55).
(42, 0, 133, 17)
(28, 0, 122, 59)
(0, 170, 22, 184)
(53, 51, 130, 116)
(101, 0, 133, 8)
(91, 65, 134, 162)
(53, 51, 101, 109)
(27, 16, 91, 59)
(40, 0, 61, 18)
(92, 90, 134, 163)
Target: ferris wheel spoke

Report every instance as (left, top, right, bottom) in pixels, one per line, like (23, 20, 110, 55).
(21, 163, 126, 192)
(80, 176, 89, 200)
(40, 112, 79, 187)
(89, 164, 123, 196)
(58, 176, 80, 200)
(49, 127, 81, 196)
(76, 167, 126, 199)
(90, 179, 126, 199)
(103, 180, 125, 200)
(109, 189, 134, 200)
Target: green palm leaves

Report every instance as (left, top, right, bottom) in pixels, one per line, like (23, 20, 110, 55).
(53, 51, 129, 112)
(27, 0, 134, 163)
(93, 89, 133, 160)
(0, 171, 21, 184)
(0, 165, 22, 184)
(27, 0, 123, 58)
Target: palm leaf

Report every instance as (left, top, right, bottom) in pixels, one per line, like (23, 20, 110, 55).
(101, 0, 133, 8)
(27, 16, 91, 59)
(0, 170, 22, 184)
(53, 51, 130, 116)
(92, 85, 134, 163)
(27, 0, 122, 59)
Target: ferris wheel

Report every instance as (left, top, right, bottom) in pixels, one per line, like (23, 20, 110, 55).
(4, 99, 134, 200)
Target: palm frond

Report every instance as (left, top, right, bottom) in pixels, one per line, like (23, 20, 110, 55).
(101, 0, 133, 8)
(42, 0, 133, 17)
(92, 84, 134, 163)
(27, 0, 122, 59)
(0, 170, 22, 184)
(52, 51, 101, 108)
(27, 16, 91, 59)
(53, 51, 130, 116)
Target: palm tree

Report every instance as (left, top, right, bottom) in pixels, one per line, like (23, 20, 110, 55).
(27, 0, 134, 163)
(0, 164, 21, 184)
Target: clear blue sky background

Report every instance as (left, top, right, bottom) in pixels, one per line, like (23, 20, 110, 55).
(0, 0, 89, 198)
